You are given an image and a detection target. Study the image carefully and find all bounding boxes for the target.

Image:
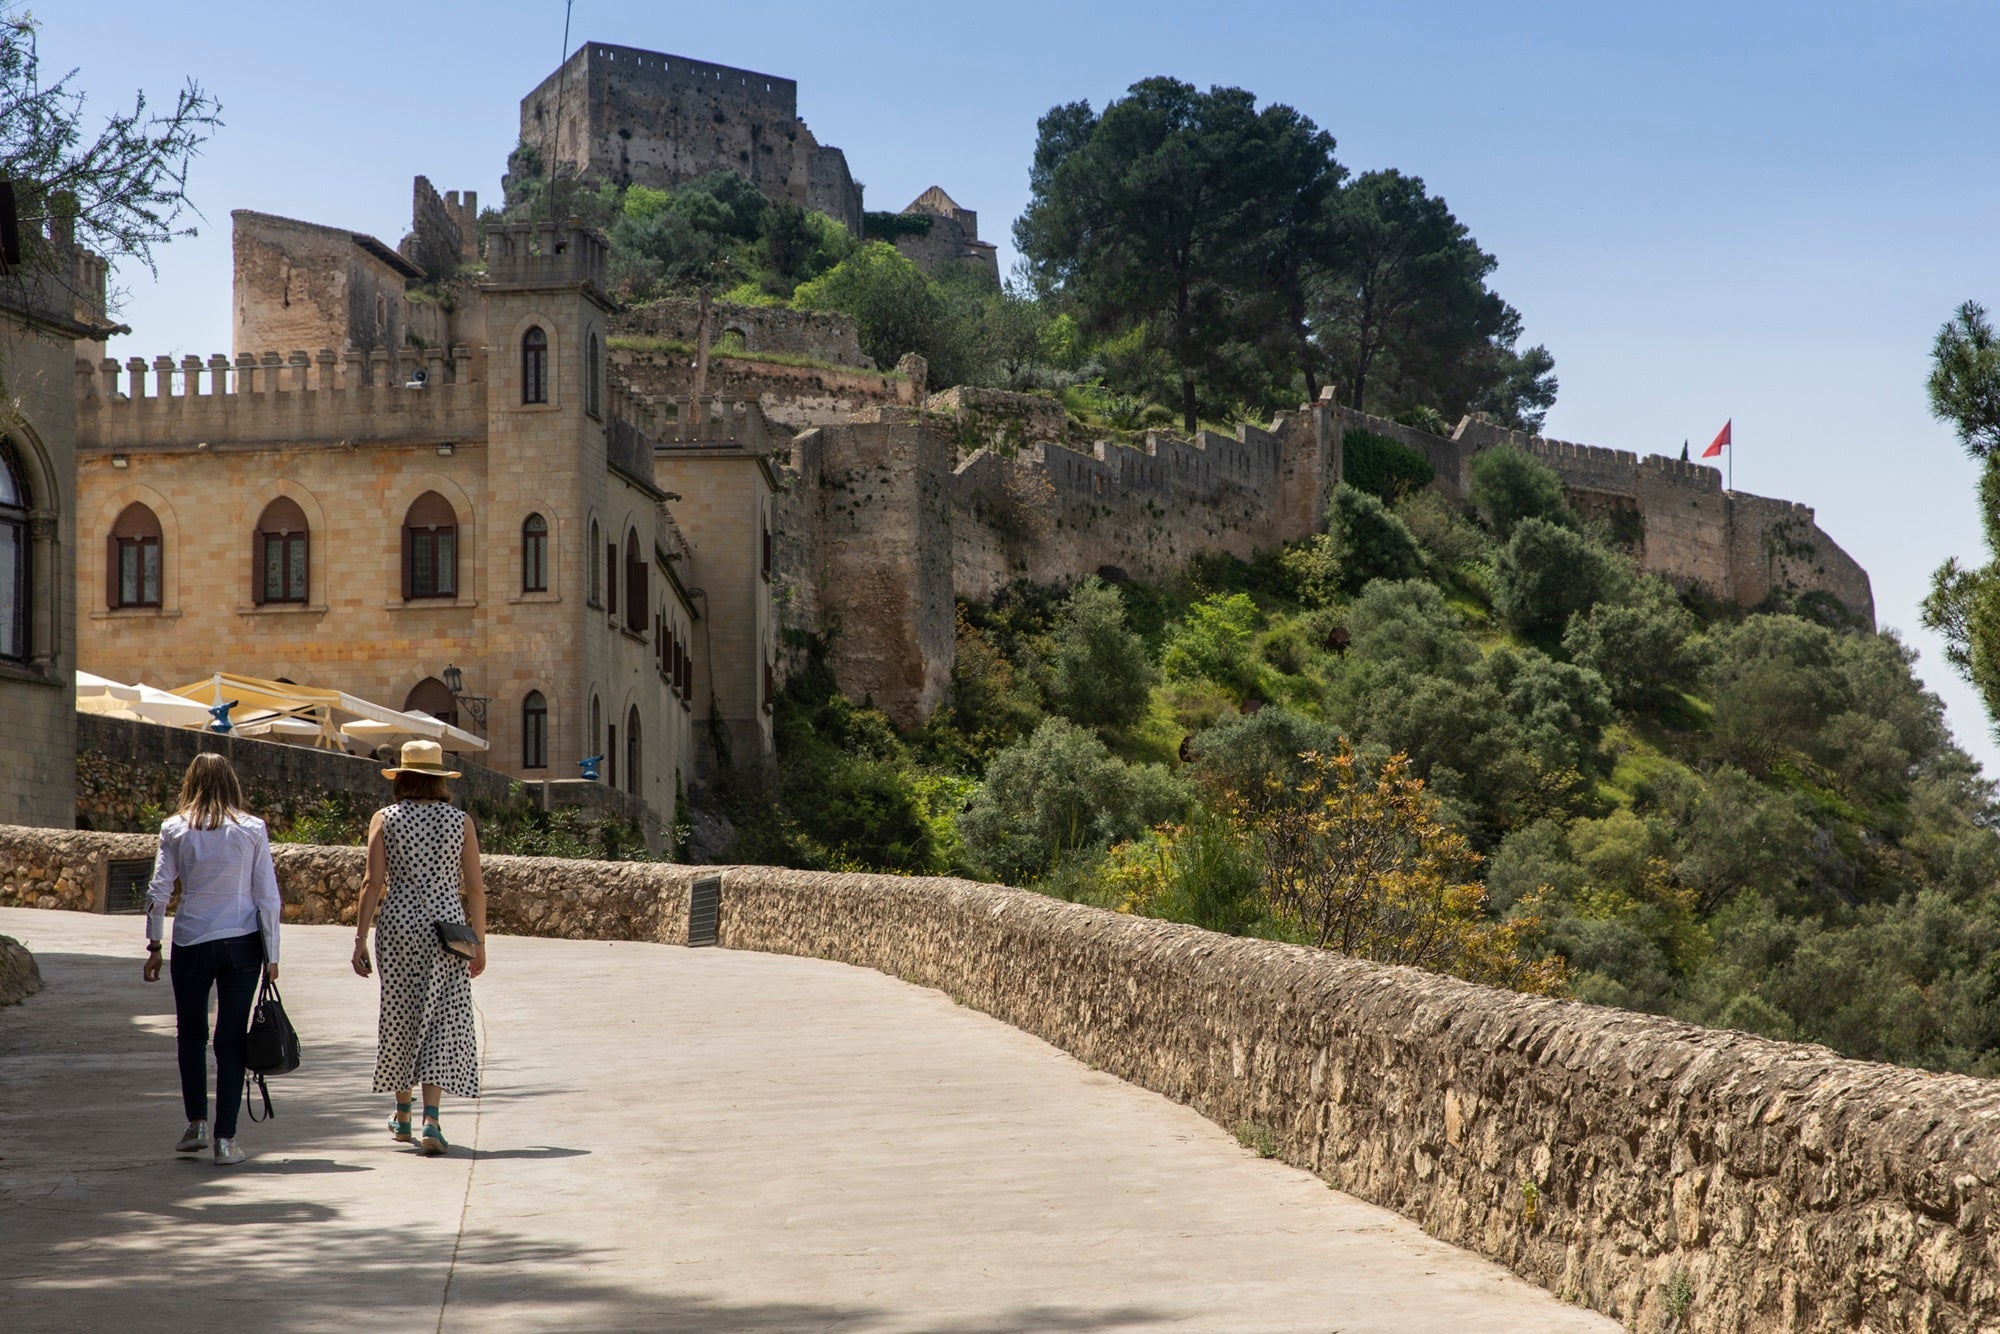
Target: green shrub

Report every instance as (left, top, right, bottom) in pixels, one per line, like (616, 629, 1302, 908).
(1563, 578, 1707, 712)
(1341, 427, 1435, 501)
(1493, 518, 1629, 643)
(1046, 577, 1156, 730)
(1325, 484, 1425, 593)
(958, 718, 1188, 883)
(1161, 592, 1261, 690)
(1469, 445, 1575, 539)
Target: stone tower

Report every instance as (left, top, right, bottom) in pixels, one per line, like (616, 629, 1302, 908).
(519, 43, 864, 237)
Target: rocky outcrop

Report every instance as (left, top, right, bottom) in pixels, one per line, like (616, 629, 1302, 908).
(2, 824, 1993, 1331)
(0, 935, 41, 1005)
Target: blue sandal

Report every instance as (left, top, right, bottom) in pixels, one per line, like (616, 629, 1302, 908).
(388, 1100, 412, 1143)
(420, 1106, 449, 1156)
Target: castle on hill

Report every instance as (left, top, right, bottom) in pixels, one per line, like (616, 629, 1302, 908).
(0, 44, 1874, 840)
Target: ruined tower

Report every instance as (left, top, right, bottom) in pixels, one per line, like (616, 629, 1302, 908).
(519, 43, 864, 237)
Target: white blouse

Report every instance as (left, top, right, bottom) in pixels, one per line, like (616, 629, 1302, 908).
(144, 813, 283, 963)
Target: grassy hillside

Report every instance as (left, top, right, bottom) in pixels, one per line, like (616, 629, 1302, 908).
(716, 441, 2000, 1076)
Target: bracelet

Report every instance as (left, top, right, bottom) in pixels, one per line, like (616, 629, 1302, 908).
(146, 941, 162, 953)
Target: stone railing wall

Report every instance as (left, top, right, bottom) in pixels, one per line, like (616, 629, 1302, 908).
(3, 824, 1994, 1332)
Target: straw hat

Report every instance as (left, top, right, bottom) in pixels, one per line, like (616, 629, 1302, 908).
(381, 739, 462, 780)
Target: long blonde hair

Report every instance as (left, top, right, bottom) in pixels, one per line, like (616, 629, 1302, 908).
(178, 753, 245, 830)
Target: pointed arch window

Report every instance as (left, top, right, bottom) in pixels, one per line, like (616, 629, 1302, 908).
(109, 503, 163, 608)
(586, 332, 601, 418)
(588, 518, 602, 607)
(623, 528, 646, 634)
(253, 496, 309, 605)
(522, 690, 548, 769)
(626, 705, 641, 795)
(522, 326, 548, 405)
(402, 491, 458, 599)
(0, 443, 27, 660)
(522, 513, 549, 593)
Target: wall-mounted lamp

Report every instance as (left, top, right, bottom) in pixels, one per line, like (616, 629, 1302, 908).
(441, 663, 488, 729)
(110, 453, 129, 469)
(436, 441, 455, 457)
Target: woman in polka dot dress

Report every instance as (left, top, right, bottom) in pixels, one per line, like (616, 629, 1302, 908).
(350, 740, 487, 1155)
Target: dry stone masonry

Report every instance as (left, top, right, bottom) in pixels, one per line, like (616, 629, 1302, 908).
(3, 823, 1990, 1333)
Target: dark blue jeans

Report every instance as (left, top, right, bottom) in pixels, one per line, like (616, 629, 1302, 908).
(170, 932, 264, 1137)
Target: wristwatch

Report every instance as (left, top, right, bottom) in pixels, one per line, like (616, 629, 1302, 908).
(146, 941, 162, 954)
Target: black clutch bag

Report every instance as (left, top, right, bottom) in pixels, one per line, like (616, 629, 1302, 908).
(434, 921, 480, 961)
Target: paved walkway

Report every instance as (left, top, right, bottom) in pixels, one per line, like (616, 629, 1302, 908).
(0, 907, 1618, 1333)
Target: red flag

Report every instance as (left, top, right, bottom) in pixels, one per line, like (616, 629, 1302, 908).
(1702, 420, 1732, 458)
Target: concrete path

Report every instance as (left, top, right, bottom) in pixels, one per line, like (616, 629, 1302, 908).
(0, 907, 1619, 1333)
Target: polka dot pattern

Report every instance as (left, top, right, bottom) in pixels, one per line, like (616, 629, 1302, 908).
(370, 800, 480, 1098)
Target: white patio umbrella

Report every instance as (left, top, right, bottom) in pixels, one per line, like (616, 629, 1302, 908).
(76, 670, 143, 717)
(128, 682, 219, 728)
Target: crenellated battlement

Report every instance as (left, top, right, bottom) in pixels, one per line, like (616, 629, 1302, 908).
(650, 394, 777, 454)
(482, 220, 611, 292)
(74, 342, 486, 451)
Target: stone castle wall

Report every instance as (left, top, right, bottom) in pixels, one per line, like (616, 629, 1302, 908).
(948, 420, 1304, 601)
(232, 210, 430, 359)
(615, 298, 871, 368)
(761, 394, 1873, 723)
(5, 823, 1995, 1333)
(1450, 415, 1874, 622)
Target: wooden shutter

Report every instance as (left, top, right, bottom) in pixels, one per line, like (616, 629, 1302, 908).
(605, 543, 618, 616)
(106, 534, 120, 608)
(251, 532, 266, 605)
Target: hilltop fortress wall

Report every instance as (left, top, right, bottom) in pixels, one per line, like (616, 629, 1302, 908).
(769, 390, 1871, 726)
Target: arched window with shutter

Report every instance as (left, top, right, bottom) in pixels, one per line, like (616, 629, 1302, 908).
(402, 491, 458, 599)
(0, 443, 27, 660)
(522, 326, 548, 405)
(522, 690, 548, 769)
(108, 503, 163, 609)
(253, 496, 309, 605)
(623, 528, 646, 633)
(522, 513, 548, 593)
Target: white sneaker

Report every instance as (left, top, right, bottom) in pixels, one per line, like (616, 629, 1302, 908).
(213, 1138, 245, 1166)
(175, 1120, 209, 1153)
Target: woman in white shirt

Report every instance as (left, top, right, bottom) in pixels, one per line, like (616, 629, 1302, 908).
(141, 754, 283, 1166)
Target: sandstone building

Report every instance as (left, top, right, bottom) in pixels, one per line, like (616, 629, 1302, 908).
(521, 43, 864, 237)
(0, 218, 120, 827)
(74, 214, 778, 840)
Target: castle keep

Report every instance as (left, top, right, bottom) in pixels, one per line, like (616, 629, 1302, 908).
(522, 44, 865, 237)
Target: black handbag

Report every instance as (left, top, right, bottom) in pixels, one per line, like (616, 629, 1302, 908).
(434, 921, 479, 961)
(243, 975, 300, 1123)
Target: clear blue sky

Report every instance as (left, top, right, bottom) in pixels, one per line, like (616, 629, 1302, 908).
(44, 1, 2000, 773)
